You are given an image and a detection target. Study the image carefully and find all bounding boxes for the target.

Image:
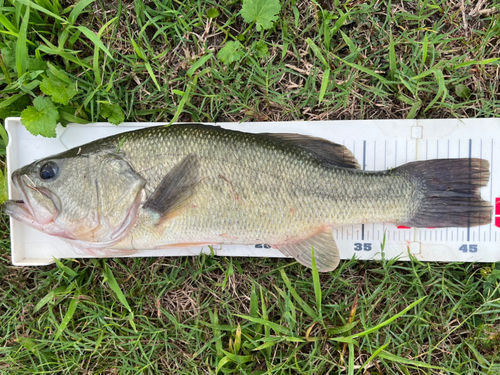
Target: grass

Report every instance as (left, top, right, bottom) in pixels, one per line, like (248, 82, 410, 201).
(1, 0, 500, 373)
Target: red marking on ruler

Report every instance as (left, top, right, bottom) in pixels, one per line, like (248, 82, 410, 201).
(496, 197, 500, 215)
(496, 216, 500, 228)
(397, 226, 411, 229)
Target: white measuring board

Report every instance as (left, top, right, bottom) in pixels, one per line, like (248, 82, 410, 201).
(5, 117, 500, 266)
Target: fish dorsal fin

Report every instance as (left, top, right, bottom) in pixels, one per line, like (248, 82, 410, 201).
(263, 133, 360, 169)
(275, 227, 341, 272)
(143, 154, 201, 225)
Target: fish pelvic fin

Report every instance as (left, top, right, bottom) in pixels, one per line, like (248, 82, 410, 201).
(262, 133, 360, 169)
(143, 153, 202, 225)
(275, 227, 340, 272)
(396, 158, 492, 227)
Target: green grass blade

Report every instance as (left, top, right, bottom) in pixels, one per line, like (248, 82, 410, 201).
(209, 307, 223, 358)
(250, 284, 258, 318)
(348, 342, 355, 375)
(76, 26, 113, 59)
(0, 14, 18, 34)
(236, 314, 289, 335)
(144, 61, 161, 91)
(311, 248, 322, 320)
(0, 122, 9, 146)
(0, 93, 24, 110)
(389, 30, 396, 81)
(306, 38, 328, 69)
(340, 30, 357, 56)
(16, 0, 65, 22)
(187, 53, 213, 78)
(130, 39, 146, 60)
(168, 75, 197, 126)
(331, 54, 390, 85)
(355, 342, 390, 374)
(347, 296, 426, 339)
(280, 269, 318, 321)
(38, 45, 93, 69)
(102, 263, 132, 313)
(331, 10, 348, 37)
(378, 351, 449, 371)
(68, 0, 96, 24)
(16, 3, 29, 78)
(318, 68, 330, 104)
(453, 57, 499, 69)
(53, 257, 78, 279)
(260, 286, 271, 357)
(421, 34, 428, 68)
(54, 292, 80, 340)
(216, 356, 231, 374)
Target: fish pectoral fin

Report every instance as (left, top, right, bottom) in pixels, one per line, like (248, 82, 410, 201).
(143, 153, 201, 225)
(275, 227, 340, 272)
(262, 133, 360, 169)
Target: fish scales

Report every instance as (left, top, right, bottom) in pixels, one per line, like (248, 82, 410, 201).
(111, 125, 417, 248)
(4, 124, 492, 271)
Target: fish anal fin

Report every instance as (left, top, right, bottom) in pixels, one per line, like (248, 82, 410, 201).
(263, 133, 360, 169)
(275, 227, 340, 272)
(143, 153, 201, 225)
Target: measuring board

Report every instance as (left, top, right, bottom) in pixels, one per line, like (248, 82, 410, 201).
(5, 117, 500, 266)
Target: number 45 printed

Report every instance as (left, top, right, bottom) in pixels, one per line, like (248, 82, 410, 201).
(459, 244, 478, 253)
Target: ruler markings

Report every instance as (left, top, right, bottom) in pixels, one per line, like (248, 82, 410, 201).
(467, 139, 472, 242)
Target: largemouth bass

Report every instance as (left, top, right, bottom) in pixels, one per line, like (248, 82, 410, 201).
(3, 124, 492, 271)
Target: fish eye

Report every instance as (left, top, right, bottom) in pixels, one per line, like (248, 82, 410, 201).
(40, 162, 58, 180)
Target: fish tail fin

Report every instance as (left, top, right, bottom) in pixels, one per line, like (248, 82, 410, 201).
(396, 158, 492, 228)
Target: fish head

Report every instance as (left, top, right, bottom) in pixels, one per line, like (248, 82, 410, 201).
(3, 151, 146, 247)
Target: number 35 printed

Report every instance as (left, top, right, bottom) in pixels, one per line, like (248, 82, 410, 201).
(354, 243, 372, 251)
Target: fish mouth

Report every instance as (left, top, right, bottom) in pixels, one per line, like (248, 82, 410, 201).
(2, 170, 59, 225)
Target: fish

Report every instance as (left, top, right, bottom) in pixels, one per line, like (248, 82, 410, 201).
(3, 124, 493, 271)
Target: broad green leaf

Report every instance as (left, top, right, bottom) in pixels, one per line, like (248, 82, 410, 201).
(241, 0, 281, 31)
(455, 84, 471, 98)
(254, 41, 269, 57)
(207, 8, 219, 18)
(21, 96, 59, 138)
(217, 41, 245, 65)
(40, 73, 78, 104)
(100, 103, 124, 125)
